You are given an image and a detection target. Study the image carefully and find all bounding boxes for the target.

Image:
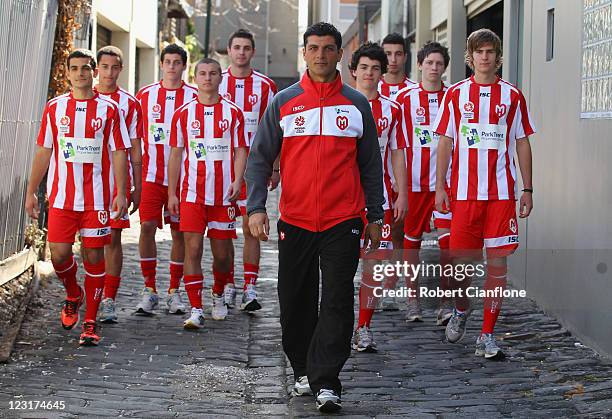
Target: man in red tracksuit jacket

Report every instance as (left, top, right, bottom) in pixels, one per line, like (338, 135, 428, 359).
(245, 22, 384, 413)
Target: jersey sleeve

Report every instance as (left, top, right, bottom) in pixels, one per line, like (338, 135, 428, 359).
(233, 108, 247, 148)
(389, 104, 406, 150)
(128, 99, 144, 139)
(433, 88, 456, 139)
(109, 105, 130, 151)
(169, 107, 184, 148)
(398, 93, 413, 149)
(514, 90, 536, 139)
(36, 102, 54, 148)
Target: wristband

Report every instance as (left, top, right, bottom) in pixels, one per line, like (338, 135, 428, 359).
(273, 169, 280, 173)
(522, 188, 533, 193)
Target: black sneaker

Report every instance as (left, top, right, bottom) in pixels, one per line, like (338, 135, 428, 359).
(316, 389, 341, 412)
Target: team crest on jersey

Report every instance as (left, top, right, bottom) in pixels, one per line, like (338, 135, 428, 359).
(415, 106, 426, 123)
(152, 104, 161, 113)
(377, 117, 389, 132)
(91, 117, 103, 131)
(60, 116, 70, 126)
(248, 93, 259, 105)
(495, 104, 507, 118)
(227, 206, 235, 220)
(509, 218, 517, 234)
(463, 101, 475, 119)
(191, 120, 200, 130)
(336, 115, 349, 130)
(294, 116, 305, 126)
(98, 211, 108, 225)
(218, 119, 229, 132)
(382, 224, 391, 239)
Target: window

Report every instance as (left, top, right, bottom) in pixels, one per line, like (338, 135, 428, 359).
(546, 8, 554, 61)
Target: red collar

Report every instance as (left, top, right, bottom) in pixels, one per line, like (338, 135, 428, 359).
(300, 70, 343, 98)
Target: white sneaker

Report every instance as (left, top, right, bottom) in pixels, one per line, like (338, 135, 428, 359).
(223, 283, 236, 309)
(166, 289, 186, 314)
(316, 389, 341, 412)
(99, 298, 118, 323)
(352, 326, 377, 352)
(240, 284, 262, 311)
(211, 292, 228, 320)
(293, 375, 312, 396)
(183, 308, 204, 329)
(135, 287, 159, 315)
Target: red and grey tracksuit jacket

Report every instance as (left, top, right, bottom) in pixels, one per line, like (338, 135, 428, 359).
(245, 71, 384, 232)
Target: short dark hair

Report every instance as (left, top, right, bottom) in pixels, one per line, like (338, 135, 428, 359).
(381, 33, 406, 54)
(194, 57, 222, 74)
(161, 43, 188, 65)
(228, 29, 255, 49)
(67, 49, 96, 69)
(349, 42, 388, 75)
(97, 45, 123, 66)
(303, 22, 342, 50)
(417, 41, 450, 68)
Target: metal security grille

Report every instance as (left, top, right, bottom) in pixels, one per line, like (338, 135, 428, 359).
(0, 0, 58, 260)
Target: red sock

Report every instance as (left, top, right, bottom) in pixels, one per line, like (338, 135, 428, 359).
(226, 267, 235, 285)
(140, 258, 157, 292)
(403, 237, 421, 296)
(481, 265, 507, 334)
(83, 260, 105, 322)
(103, 274, 121, 300)
(438, 233, 451, 303)
(169, 261, 183, 291)
(243, 263, 259, 289)
(183, 274, 203, 309)
(358, 271, 377, 327)
(212, 269, 230, 296)
(53, 256, 80, 299)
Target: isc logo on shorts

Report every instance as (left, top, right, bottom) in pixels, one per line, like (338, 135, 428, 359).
(507, 236, 519, 243)
(97, 227, 111, 236)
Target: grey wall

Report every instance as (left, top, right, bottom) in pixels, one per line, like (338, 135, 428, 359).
(510, 0, 612, 357)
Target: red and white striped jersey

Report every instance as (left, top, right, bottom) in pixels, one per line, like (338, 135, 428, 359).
(397, 83, 449, 192)
(219, 67, 277, 145)
(169, 97, 248, 206)
(36, 92, 131, 211)
(369, 94, 406, 210)
(433, 76, 536, 201)
(378, 76, 416, 101)
(96, 86, 143, 193)
(136, 81, 197, 186)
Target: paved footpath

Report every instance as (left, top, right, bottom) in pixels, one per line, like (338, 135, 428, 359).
(1, 191, 612, 418)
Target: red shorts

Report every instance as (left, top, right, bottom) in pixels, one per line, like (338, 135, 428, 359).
(404, 191, 452, 239)
(110, 190, 131, 229)
(139, 181, 179, 230)
(179, 203, 237, 239)
(237, 199, 247, 217)
(450, 200, 519, 258)
(48, 208, 111, 248)
(361, 210, 394, 252)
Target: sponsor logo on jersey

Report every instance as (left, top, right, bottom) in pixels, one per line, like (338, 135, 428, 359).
(416, 107, 426, 117)
(59, 137, 76, 159)
(248, 93, 259, 105)
(464, 101, 474, 112)
(415, 127, 433, 145)
(335, 108, 350, 114)
(190, 140, 206, 158)
(461, 125, 480, 146)
(152, 104, 162, 113)
(150, 125, 166, 143)
(191, 120, 200, 130)
(336, 115, 348, 130)
(294, 116, 305, 126)
(76, 107, 86, 112)
(218, 119, 229, 132)
(60, 116, 70, 125)
(292, 105, 305, 112)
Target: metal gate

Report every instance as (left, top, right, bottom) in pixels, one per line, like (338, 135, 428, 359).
(0, 0, 58, 260)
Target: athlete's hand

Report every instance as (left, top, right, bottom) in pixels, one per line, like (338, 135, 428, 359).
(228, 181, 242, 202)
(519, 192, 533, 218)
(435, 189, 450, 214)
(268, 172, 280, 191)
(130, 186, 141, 215)
(25, 193, 39, 220)
(249, 212, 270, 241)
(393, 193, 407, 223)
(363, 223, 382, 254)
(168, 194, 180, 217)
(112, 193, 128, 220)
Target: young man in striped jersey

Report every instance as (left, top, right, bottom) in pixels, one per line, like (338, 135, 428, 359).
(395, 42, 453, 324)
(94, 46, 143, 323)
(349, 42, 407, 352)
(434, 29, 535, 359)
(25, 49, 130, 346)
(167, 58, 248, 328)
(219, 29, 278, 312)
(136, 44, 197, 316)
(377, 33, 417, 310)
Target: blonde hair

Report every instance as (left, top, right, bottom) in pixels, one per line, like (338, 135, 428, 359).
(465, 29, 502, 70)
